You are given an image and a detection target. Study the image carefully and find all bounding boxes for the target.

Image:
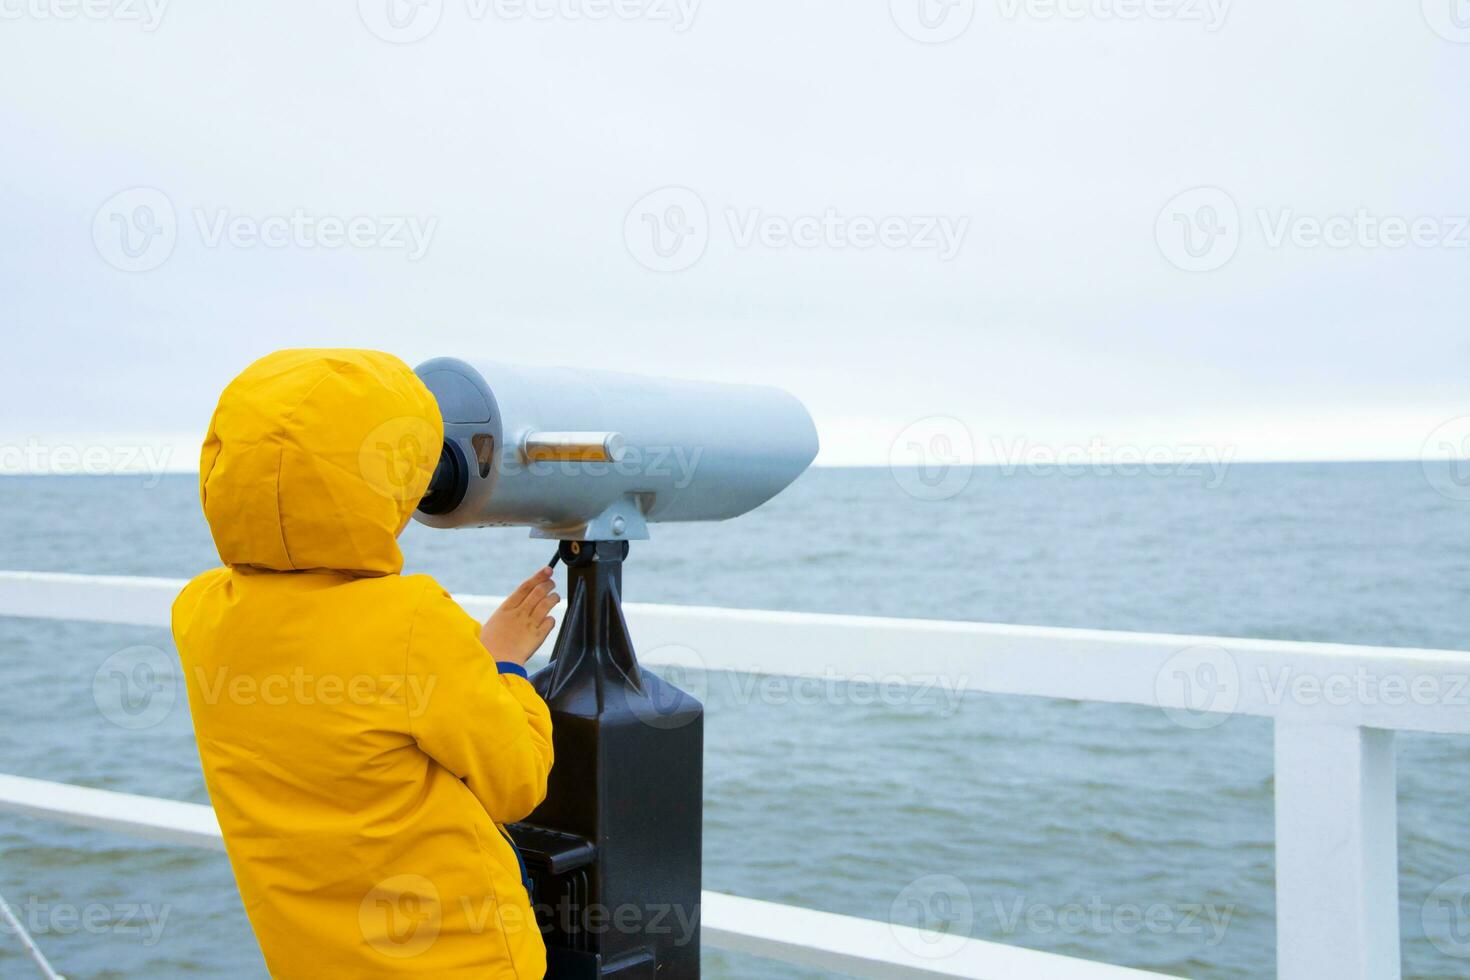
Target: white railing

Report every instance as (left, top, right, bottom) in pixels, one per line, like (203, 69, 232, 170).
(4, 570, 1468, 978)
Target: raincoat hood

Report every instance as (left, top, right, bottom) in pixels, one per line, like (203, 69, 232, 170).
(199, 349, 441, 576)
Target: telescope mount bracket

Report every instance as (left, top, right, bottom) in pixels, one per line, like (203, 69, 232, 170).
(530, 495, 650, 542)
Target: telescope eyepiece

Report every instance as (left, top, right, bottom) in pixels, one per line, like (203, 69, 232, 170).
(417, 440, 469, 516)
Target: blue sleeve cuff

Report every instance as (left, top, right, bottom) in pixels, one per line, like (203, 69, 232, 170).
(496, 661, 529, 679)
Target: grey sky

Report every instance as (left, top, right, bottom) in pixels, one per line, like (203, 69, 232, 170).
(2, 0, 1466, 469)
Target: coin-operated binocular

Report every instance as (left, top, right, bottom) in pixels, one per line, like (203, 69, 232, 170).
(413, 358, 818, 978)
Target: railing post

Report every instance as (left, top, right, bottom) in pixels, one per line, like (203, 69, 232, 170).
(1274, 721, 1400, 980)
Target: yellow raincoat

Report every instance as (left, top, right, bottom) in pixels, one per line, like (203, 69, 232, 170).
(171, 349, 551, 978)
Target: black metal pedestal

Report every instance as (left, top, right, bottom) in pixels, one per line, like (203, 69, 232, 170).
(510, 540, 703, 979)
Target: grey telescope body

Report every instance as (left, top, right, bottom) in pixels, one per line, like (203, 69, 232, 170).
(413, 358, 819, 540)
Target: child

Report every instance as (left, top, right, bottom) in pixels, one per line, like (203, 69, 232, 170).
(171, 349, 558, 978)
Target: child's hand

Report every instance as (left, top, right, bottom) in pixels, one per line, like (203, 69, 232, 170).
(481, 566, 560, 665)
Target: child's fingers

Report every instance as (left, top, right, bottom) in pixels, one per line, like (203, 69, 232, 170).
(529, 592, 560, 620)
(508, 573, 555, 609)
(504, 575, 540, 607)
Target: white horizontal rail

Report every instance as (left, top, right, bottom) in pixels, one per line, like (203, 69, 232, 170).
(0, 773, 224, 851)
(0, 774, 1165, 980)
(3, 570, 1469, 734)
(700, 892, 1163, 980)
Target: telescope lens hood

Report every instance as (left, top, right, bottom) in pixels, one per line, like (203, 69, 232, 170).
(417, 439, 469, 516)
